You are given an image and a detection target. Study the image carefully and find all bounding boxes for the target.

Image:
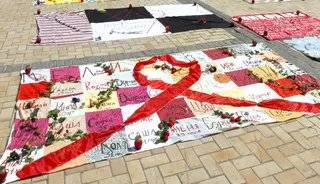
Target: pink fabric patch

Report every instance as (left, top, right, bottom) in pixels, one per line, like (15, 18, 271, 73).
(203, 49, 230, 60)
(85, 108, 123, 133)
(116, 86, 150, 106)
(157, 98, 195, 121)
(50, 66, 81, 82)
(226, 69, 260, 86)
(8, 118, 48, 150)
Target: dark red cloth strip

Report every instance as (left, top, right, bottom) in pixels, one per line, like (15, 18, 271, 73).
(258, 99, 320, 113)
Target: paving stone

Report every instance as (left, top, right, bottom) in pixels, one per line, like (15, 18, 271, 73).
(308, 137, 320, 148)
(199, 175, 230, 184)
(298, 149, 320, 163)
(290, 132, 315, 149)
(199, 154, 223, 177)
(141, 153, 170, 169)
(299, 127, 320, 138)
(296, 117, 314, 128)
(212, 134, 232, 149)
(223, 128, 246, 138)
(232, 155, 260, 170)
(239, 168, 262, 184)
(229, 137, 251, 156)
(219, 161, 245, 184)
(278, 142, 305, 157)
(298, 176, 320, 184)
(48, 171, 64, 184)
(267, 148, 293, 170)
(65, 163, 95, 175)
(31, 175, 47, 182)
(110, 157, 127, 176)
(274, 169, 305, 184)
(281, 121, 304, 132)
(0, 108, 14, 122)
(144, 167, 164, 184)
(94, 160, 110, 168)
(261, 176, 279, 184)
(159, 160, 189, 177)
(66, 173, 82, 184)
(99, 174, 131, 184)
(124, 151, 152, 162)
(178, 168, 209, 184)
(211, 148, 240, 162)
(180, 148, 202, 169)
(200, 136, 213, 143)
(247, 142, 272, 162)
(239, 131, 264, 143)
(127, 160, 146, 184)
(164, 175, 181, 184)
(193, 142, 220, 156)
(177, 140, 202, 149)
(165, 145, 183, 162)
(256, 125, 275, 137)
(309, 117, 320, 129)
(271, 126, 294, 143)
(150, 147, 165, 155)
(82, 166, 112, 183)
(252, 161, 282, 178)
(288, 155, 316, 177)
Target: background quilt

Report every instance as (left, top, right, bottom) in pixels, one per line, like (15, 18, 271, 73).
(232, 12, 320, 40)
(2, 43, 320, 183)
(284, 36, 320, 61)
(30, 4, 231, 45)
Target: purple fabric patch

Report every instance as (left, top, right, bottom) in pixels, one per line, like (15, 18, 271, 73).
(116, 86, 150, 106)
(85, 108, 123, 133)
(226, 69, 260, 86)
(8, 118, 48, 150)
(50, 66, 81, 82)
(157, 98, 195, 121)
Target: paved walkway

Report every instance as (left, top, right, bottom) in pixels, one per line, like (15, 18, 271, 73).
(0, 0, 320, 184)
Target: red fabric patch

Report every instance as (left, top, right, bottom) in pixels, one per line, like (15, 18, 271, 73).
(157, 98, 195, 121)
(17, 81, 51, 100)
(225, 69, 260, 86)
(266, 78, 302, 98)
(295, 74, 320, 92)
(202, 49, 230, 60)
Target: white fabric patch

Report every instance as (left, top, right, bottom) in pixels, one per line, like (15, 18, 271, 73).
(145, 4, 212, 18)
(91, 19, 167, 42)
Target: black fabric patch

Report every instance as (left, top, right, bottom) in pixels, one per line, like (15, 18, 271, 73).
(157, 15, 230, 33)
(85, 7, 154, 23)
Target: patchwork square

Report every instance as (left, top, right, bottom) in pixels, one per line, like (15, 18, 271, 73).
(226, 69, 261, 87)
(157, 98, 195, 121)
(85, 108, 123, 133)
(117, 86, 150, 107)
(8, 118, 48, 150)
(266, 78, 302, 98)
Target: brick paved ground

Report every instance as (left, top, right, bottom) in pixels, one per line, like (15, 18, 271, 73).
(1, 0, 320, 183)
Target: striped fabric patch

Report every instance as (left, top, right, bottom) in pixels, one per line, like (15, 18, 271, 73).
(30, 11, 93, 45)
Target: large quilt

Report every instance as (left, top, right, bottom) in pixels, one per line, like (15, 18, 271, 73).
(1, 43, 320, 183)
(30, 4, 231, 45)
(284, 36, 320, 61)
(232, 12, 320, 40)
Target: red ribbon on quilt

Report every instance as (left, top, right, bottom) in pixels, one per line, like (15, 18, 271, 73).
(17, 54, 320, 179)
